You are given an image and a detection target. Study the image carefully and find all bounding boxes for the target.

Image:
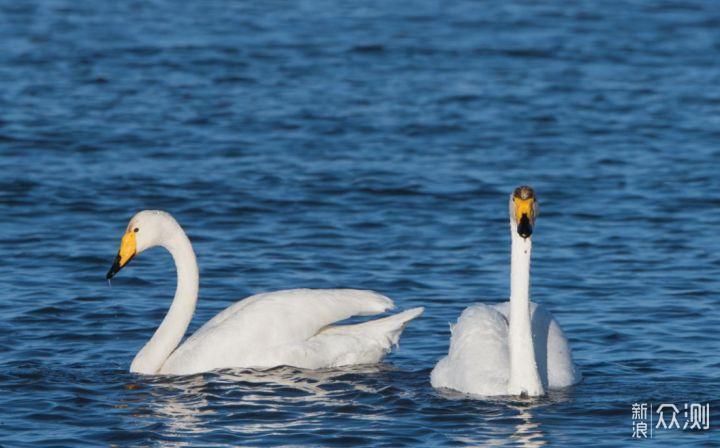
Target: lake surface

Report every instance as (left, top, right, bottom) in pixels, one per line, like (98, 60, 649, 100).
(1, 0, 719, 446)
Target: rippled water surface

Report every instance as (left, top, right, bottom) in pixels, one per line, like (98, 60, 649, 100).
(1, 1, 720, 446)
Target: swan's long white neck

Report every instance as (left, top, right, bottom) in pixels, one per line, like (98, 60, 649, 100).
(507, 226, 544, 396)
(130, 227, 198, 374)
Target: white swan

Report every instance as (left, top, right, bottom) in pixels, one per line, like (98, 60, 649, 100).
(106, 210, 424, 375)
(431, 186, 580, 397)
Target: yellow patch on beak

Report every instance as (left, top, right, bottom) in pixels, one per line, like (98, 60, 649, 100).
(107, 229, 138, 280)
(118, 231, 137, 268)
(514, 197, 534, 223)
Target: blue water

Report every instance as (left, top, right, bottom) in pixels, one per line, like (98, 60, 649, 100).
(1, 0, 719, 446)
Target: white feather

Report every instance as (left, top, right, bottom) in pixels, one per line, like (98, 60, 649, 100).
(115, 211, 423, 375)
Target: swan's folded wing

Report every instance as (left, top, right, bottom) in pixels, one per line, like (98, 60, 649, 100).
(430, 304, 510, 396)
(527, 304, 582, 388)
(162, 289, 394, 373)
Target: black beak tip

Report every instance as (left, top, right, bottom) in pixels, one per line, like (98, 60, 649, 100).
(106, 255, 122, 280)
(517, 214, 533, 239)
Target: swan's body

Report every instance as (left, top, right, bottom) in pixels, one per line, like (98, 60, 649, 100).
(431, 186, 580, 397)
(430, 301, 580, 397)
(107, 210, 423, 375)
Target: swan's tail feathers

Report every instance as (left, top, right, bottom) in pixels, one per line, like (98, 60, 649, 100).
(308, 307, 423, 366)
(321, 307, 424, 345)
(369, 307, 425, 347)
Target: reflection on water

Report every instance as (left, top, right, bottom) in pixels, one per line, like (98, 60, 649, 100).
(130, 365, 393, 443)
(150, 376, 215, 443)
(508, 405, 547, 448)
(435, 389, 574, 447)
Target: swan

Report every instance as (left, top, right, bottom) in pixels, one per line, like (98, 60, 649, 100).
(106, 210, 424, 375)
(431, 186, 580, 397)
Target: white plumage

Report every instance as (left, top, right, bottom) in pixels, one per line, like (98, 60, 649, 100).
(108, 210, 423, 375)
(162, 289, 423, 375)
(431, 187, 581, 397)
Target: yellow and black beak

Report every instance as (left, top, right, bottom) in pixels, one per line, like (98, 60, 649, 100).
(514, 197, 535, 239)
(106, 230, 137, 280)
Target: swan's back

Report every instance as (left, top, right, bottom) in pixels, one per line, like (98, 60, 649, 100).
(160, 289, 421, 374)
(185, 288, 391, 345)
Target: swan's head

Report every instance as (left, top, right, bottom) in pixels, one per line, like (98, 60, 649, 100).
(106, 210, 180, 280)
(509, 186, 537, 239)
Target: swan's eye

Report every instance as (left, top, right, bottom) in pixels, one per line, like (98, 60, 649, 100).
(134, 228, 139, 233)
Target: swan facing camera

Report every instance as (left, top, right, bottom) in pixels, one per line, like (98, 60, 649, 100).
(511, 185, 537, 239)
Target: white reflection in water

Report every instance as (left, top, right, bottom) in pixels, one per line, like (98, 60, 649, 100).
(436, 387, 574, 447)
(467, 401, 547, 448)
(508, 405, 547, 448)
(148, 375, 215, 447)
(138, 364, 391, 443)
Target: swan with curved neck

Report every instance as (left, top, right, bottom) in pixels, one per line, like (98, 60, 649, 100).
(107, 210, 423, 375)
(430, 186, 580, 397)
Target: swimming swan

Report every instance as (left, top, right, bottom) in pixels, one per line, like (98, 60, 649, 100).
(431, 186, 580, 397)
(106, 210, 424, 375)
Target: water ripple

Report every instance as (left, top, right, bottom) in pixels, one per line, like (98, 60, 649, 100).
(1, 0, 719, 446)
